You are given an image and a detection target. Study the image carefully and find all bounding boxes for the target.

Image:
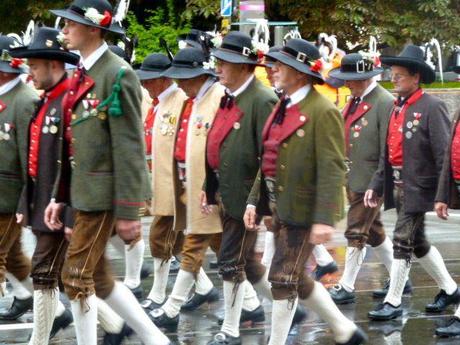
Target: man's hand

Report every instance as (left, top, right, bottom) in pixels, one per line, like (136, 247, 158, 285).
(44, 200, 65, 230)
(244, 205, 257, 230)
(16, 213, 24, 224)
(309, 223, 334, 245)
(364, 189, 380, 208)
(435, 202, 449, 220)
(199, 191, 212, 215)
(64, 227, 73, 242)
(116, 219, 141, 243)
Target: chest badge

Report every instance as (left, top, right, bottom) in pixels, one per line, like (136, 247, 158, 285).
(159, 112, 176, 136)
(296, 129, 305, 137)
(233, 122, 241, 130)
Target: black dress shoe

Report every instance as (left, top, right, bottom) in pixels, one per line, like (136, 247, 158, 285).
(149, 309, 179, 332)
(368, 302, 402, 321)
(129, 285, 144, 301)
(141, 298, 165, 313)
(337, 327, 368, 345)
(217, 305, 265, 325)
(170, 256, 181, 273)
(49, 309, 73, 339)
(435, 317, 460, 337)
(372, 279, 413, 298)
(426, 288, 460, 313)
(140, 263, 153, 280)
(312, 261, 338, 281)
(0, 296, 33, 320)
(291, 304, 307, 328)
(207, 332, 242, 345)
(181, 287, 219, 311)
(329, 284, 356, 304)
(103, 323, 134, 345)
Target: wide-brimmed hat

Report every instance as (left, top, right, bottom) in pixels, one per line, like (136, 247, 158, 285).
(136, 53, 171, 81)
(0, 36, 27, 74)
(380, 45, 436, 84)
(50, 0, 124, 35)
(264, 45, 282, 68)
(329, 53, 383, 81)
(212, 31, 259, 65)
(109, 45, 128, 62)
(162, 48, 215, 80)
(178, 29, 207, 49)
(265, 39, 324, 84)
(9, 27, 80, 65)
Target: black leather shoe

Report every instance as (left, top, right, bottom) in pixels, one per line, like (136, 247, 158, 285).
(207, 332, 242, 345)
(337, 327, 368, 345)
(435, 317, 460, 337)
(368, 303, 402, 321)
(312, 261, 338, 281)
(49, 309, 73, 339)
(372, 279, 413, 298)
(217, 305, 265, 325)
(170, 256, 181, 273)
(141, 298, 165, 313)
(181, 287, 219, 311)
(103, 323, 134, 345)
(329, 284, 356, 304)
(140, 263, 153, 280)
(426, 288, 460, 313)
(290, 304, 307, 330)
(149, 309, 179, 332)
(0, 296, 33, 320)
(129, 285, 144, 301)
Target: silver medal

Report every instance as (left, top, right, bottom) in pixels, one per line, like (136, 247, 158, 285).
(42, 126, 49, 134)
(405, 131, 412, 139)
(50, 125, 58, 134)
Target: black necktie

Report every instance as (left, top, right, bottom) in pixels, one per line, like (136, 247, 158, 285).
(346, 97, 361, 118)
(220, 91, 235, 109)
(274, 97, 290, 124)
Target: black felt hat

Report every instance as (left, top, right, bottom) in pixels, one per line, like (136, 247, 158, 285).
(264, 45, 282, 68)
(212, 31, 258, 65)
(265, 39, 324, 83)
(9, 27, 80, 65)
(136, 53, 171, 80)
(0, 36, 27, 74)
(50, 0, 124, 35)
(380, 45, 436, 84)
(178, 29, 207, 49)
(163, 47, 215, 79)
(329, 53, 384, 81)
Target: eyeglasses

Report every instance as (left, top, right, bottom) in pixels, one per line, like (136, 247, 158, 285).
(390, 73, 411, 81)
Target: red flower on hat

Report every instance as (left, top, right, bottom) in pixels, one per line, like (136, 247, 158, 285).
(99, 11, 112, 27)
(310, 59, 323, 73)
(10, 58, 24, 69)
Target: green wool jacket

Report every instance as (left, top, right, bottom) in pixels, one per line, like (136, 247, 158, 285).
(205, 78, 277, 220)
(65, 50, 150, 220)
(0, 81, 38, 213)
(248, 88, 346, 227)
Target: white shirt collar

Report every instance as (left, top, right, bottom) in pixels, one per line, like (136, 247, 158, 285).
(0, 77, 21, 96)
(360, 80, 377, 100)
(195, 78, 215, 102)
(155, 83, 177, 111)
(229, 74, 255, 98)
(286, 84, 311, 108)
(81, 42, 109, 71)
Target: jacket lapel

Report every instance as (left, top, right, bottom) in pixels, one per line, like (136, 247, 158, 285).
(345, 102, 372, 130)
(262, 101, 281, 141)
(215, 104, 244, 143)
(278, 104, 309, 142)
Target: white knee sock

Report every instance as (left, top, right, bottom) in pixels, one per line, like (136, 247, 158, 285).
(242, 282, 260, 312)
(299, 282, 357, 343)
(96, 297, 124, 334)
(5, 273, 33, 299)
(454, 305, 460, 319)
(418, 246, 457, 295)
(339, 247, 367, 292)
(162, 269, 195, 318)
(312, 245, 334, 266)
(105, 282, 170, 345)
(194, 267, 214, 295)
(221, 280, 247, 338)
(268, 298, 298, 345)
(124, 239, 145, 289)
(147, 257, 171, 303)
(261, 231, 275, 268)
(29, 289, 59, 345)
(252, 269, 272, 301)
(373, 236, 394, 274)
(384, 259, 411, 307)
(70, 294, 98, 345)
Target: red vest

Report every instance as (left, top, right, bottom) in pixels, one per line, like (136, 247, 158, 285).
(206, 100, 243, 170)
(387, 89, 424, 167)
(262, 124, 284, 178)
(174, 98, 194, 163)
(451, 122, 460, 180)
(29, 79, 70, 178)
(144, 97, 159, 171)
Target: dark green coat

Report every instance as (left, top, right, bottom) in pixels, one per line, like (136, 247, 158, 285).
(205, 78, 277, 220)
(248, 88, 346, 227)
(0, 81, 38, 213)
(65, 50, 150, 220)
(346, 84, 394, 193)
